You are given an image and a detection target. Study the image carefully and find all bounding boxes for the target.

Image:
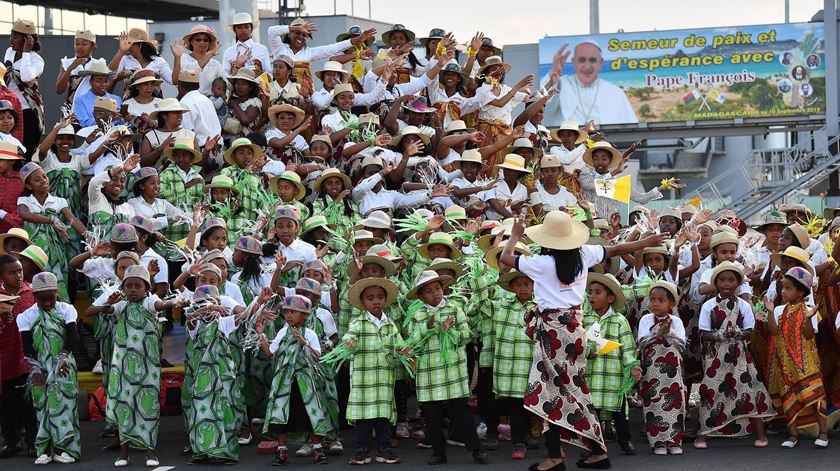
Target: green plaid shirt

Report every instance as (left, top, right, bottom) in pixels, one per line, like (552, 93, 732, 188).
(312, 197, 360, 240)
(220, 166, 263, 242)
(344, 313, 403, 423)
(582, 307, 638, 412)
(158, 165, 204, 243)
(408, 302, 472, 403)
(490, 296, 536, 398)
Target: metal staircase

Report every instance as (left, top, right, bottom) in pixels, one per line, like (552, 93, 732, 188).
(682, 128, 840, 220)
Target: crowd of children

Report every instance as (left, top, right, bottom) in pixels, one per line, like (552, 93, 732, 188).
(0, 14, 838, 470)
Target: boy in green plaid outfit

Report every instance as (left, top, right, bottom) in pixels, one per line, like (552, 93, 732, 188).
(220, 138, 267, 242)
(342, 278, 407, 465)
(406, 271, 488, 465)
(488, 269, 537, 460)
(159, 136, 205, 243)
(584, 273, 642, 455)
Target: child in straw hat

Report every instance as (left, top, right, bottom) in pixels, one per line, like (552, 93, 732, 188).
(35, 115, 88, 224)
(220, 137, 266, 240)
(312, 168, 360, 238)
(158, 136, 204, 242)
(71, 60, 121, 128)
(18, 272, 81, 465)
(266, 103, 311, 160)
(269, 171, 310, 222)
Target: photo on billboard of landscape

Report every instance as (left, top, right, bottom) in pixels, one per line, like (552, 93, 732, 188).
(538, 22, 825, 126)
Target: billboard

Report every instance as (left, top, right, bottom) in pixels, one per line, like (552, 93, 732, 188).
(538, 22, 825, 126)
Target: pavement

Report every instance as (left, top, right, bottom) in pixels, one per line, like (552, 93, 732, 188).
(1, 410, 837, 470)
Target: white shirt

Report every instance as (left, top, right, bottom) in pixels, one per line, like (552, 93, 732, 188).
(350, 173, 431, 215)
(188, 315, 238, 339)
(3, 48, 44, 109)
(267, 25, 353, 64)
(122, 97, 163, 117)
(637, 313, 686, 342)
(450, 177, 493, 202)
(530, 182, 577, 212)
(696, 260, 753, 300)
(111, 294, 161, 317)
(224, 280, 246, 306)
(362, 68, 435, 102)
(17, 194, 69, 214)
(699, 297, 755, 331)
(17, 302, 78, 331)
(222, 38, 271, 75)
(268, 325, 321, 355)
(0, 132, 25, 153)
(60, 56, 106, 102)
(517, 245, 605, 309)
(117, 55, 173, 84)
(141, 248, 168, 285)
(548, 143, 588, 174)
(265, 128, 307, 151)
(179, 53, 223, 96)
(773, 305, 819, 332)
(475, 83, 527, 124)
(35, 149, 91, 175)
(269, 80, 302, 103)
(544, 75, 638, 125)
(486, 180, 529, 220)
(127, 196, 190, 232)
(426, 86, 486, 128)
(317, 307, 338, 338)
(230, 271, 273, 299)
(180, 90, 221, 146)
(80, 257, 116, 285)
(312, 80, 387, 111)
(276, 239, 317, 265)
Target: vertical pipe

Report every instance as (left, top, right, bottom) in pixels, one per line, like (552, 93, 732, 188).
(824, 0, 838, 135)
(589, 0, 599, 34)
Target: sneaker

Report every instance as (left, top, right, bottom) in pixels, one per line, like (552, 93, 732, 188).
(348, 449, 371, 465)
(53, 452, 76, 464)
(272, 448, 289, 466)
(482, 434, 499, 451)
(375, 448, 401, 464)
(34, 454, 52, 465)
(296, 443, 313, 457)
(329, 440, 343, 455)
(92, 359, 103, 374)
(395, 422, 410, 439)
(313, 447, 328, 464)
(416, 440, 432, 449)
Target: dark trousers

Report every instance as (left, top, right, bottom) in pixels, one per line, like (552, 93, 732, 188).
(422, 398, 481, 458)
(499, 397, 531, 446)
(355, 418, 391, 451)
(476, 367, 499, 437)
(597, 402, 630, 446)
(394, 380, 408, 423)
(336, 366, 351, 429)
(0, 374, 37, 448)
(21, 109, 40, 159)
(545, 423, 606, 458)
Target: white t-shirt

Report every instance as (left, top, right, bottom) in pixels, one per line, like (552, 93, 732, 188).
(637, 313, 686, 342)
(530, 182, 577, 212)
(773, 305, 819, 332)
(698, 297, 755, 331)
(265, 128, 308, 151)
(268, 325, 321, 355)
(316, 307, 337, 338)
(141, 248, 168, 285)
(17, 302, 78, 331)
(17, 194, 69, 214)
(122, 97, 163, 117)
(516, 244, 605, 309)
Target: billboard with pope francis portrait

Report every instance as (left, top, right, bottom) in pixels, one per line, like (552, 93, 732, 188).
(538, 22, 825, 127)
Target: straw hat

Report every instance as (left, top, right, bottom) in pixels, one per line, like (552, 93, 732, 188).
(504, 138, 543, 160)
(642, 244, 669, 256)
(313, 168, 352, 194)
(360, 155, 384, 170)
(479, 37, 502, 55)
(332, 83, 354, 98)
(56, 125, 84, 149)
(477, 226, 511, 252)
(348, 277, 399, 310)
(785, 266, 814, 289)
(540, 154, 563, 169)
(269, 170, 306, 200)
(549, 119, 588, 144)
(476, 56, 511, 76)
(648, 280, 679, 302)
(787, 223, 810, 249)
(337, 25, 375, 46)
(679, 204, 698, 216)
(31, 272, 58, 293)
(445, 205, 467, 222)
(525, 210, 589, 251)
(753, 210, 788, 232)
(498, 270, 531, 293)
(282, 294, 311, 314)
(204, 175, 239, 195)
(358, 113, 380, 127)
(77, 61, 116, 77)
(629, 205, 650, 216)
(315, 61, 349, 81)
(444, 119, 473, 136)
(771, 246, 814, 276)
(309, 134, 333, 152)
(182, 24, 217, 47)
(426, 257, 465, 278)
(129, 68, 163, 87)
(228, 12, 255, 27)
(659, 207, 683, 224)
(300, 215, 336, 238)
(71, 29, 95, 43)
(352, 229, 383, 245)
(0, 141, 21, 160)
(0, 292, 20, 303)
(355, 210, 391, 230)
(381, 24, 416, 46)
(163, 135, 201, 163)
(495, 154, 532, 174)
(583, 141, 622, 170)
(12, 19, 36, 35)
(178, 68, 201, 84)
(709, 260, 745, 286)
(402, 96, 435, 114)
(484, 241, 530, 270)
(226, 67, 260, 85)
(0, 228, 30, 255)
(223, 137, 262, 167)
(439, 61, 469, 88)
(710, 231, 739, 249)
(125, 28, 157, 47)
(234, 236, 262, 255)
(16, 245, 48, 271)
(586, 272, 626, 310)
(406, 270, 453, 300)
(779, 203, 809, 215)
(149, 98, 189, 120)
(359, 248, 397, 277)
(592, 218, 610, 232)
(418, 232, 461, 260)
(93, 96, 119, 113)
(457, 149, 489, 171)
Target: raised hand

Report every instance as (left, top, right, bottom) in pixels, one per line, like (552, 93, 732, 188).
(352, 28, 377, 47)
(170, 42, 186, 57)
(551, 43, 570, 77)
(469, 32, 485, 52)
(404, 140, 425, 157)
(426, 214, 446, 232)
(118, 32, 131, 53)
(431, 184, 452, 198)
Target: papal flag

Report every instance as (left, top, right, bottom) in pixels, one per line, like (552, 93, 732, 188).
(594, 175, 631, 203)
(586, 322, 622, 355)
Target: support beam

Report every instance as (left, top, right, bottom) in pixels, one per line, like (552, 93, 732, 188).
(824, 0, 839, 136)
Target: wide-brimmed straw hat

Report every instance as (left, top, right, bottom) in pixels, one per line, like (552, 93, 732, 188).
(787, 223, 811, 249)
(550, 119, 588, 144)
(313, 168, 352, 194)
(426, 257, 465, 279)
(525, 210, 589, 251)
(204, 175, 239, 195)
(268, 103, 305, 127)
(359, 247, 397, 277)
(498, 270, 531, 293)
(418, 232, 461, 260)
(495, 154, 532, 174)
(337, 25, 375, 46)
(93, 96, 119, 113)
(182, 24, 218, 47)
(269, 171, 305, 200)
(149, 98, 189, 120)
(406, 270, 453, 300)
(648, 280, 679, 302)
(503, 138, 543, 160)
(392, 125, 431, 147)
(587, 272, 626, 310)
(444, 119, 473, 136)
(352, 229, 383, 246)
(457, 149, 489, 171)
(163, 136, 201, 163)
(770, 246, 814, 276)
(484, 241, 530, 270)
(78, 61, 116, 78)
(228, 12, 256, 27)
(128, 68, 163, 87)
(16, 245, 48, 271)
(300, 215, 336, 238)
(0, 228, 30, 255)
(315, 61, 350, 81)
(709, 260, 745, 286)
(583, 141, 622, 170)
(348, 277, 399, 310)
(477, 56, 511, 77)
(354, 210, 391, 230)
(12, 19, 36, 35)
(223, 137, 262, 167)
(226, 67, 260, 85)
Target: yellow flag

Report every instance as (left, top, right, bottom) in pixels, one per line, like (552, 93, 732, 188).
(686, 196, 702, 207)
(594, 175, 631, 203)
(586, 322, 623, 355)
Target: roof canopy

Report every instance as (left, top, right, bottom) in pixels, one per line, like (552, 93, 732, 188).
(19, 0, 219, 21)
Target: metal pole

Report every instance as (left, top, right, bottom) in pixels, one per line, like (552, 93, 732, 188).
(825, 0, 839, 135)
(351, 0, 354, 16)
(589, 0, 599, 34)
(334, 0, 337, 15)
(784, 0, 790, 22)
(369, 0, 372, 19)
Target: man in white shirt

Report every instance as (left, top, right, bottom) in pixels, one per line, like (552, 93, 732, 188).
(177, 69, 221, 147)
(542, 40, 637, 125)
(222, 13, 271, 75)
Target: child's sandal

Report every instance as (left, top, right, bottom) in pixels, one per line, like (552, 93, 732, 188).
(692, 438, 708, 449)
(781, 438, 798, 448)
(753, 438, 768, 448)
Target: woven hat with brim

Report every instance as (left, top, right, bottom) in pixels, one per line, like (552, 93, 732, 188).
(360, 156, 384, 171)
(31, 272, 58, 293)
(309, 134, 333, 152)
(779, 203, 809, 215)
(358, 113, 380, 127)
(406, 270, 454, 300)
(295, 277, 322, 297)
(445, 205, 467, 222)
(477, 56, 511, 76)
(583, 141, 622, 170)
(234, 236, 262, 255)
(0, 141, 23, 160)
(0, 228, 30, 255)
(16, 245, 48, 271)
(200, 248, 226, 264)
(315, 61, 350, 81)
(485, 241, 530, 270)
(194, 284, 220, 303)
(75, 30, 96, 43)
(116, 250, 140, 265)
(709, 261, 745, 286)
(229, 12, 255, 27)
(381, 24, 416, 46)
(78, 61, 116, 78)
(122, 264, 151, 288)
(504, 138, 543, 161)
(126, 28, 157, 47)
(753, 210, 788, 232)
(785, 266, 814, 289)
(275, 205, 300, 224)
(477, 226, 511, 253)
(586, 272, 626, 311)
(332, 83, 354, 98)
(226, 67, 260, 87)
(134, 166, 158, 186)
(129, 69, 163, 87)
(348, 277, 399, 311)
(359, 249, 397, 277)
(787, 223, 810, 249)
(283, 294, 312, 314)
(419, 28, 446, 46)
(198, 263, 223, 279)
(426, 257, 465, 279)
(642, 244, 669, 256)
(352, 229, 384, 246)
(479, 37, 502, 55)
(149, 98, 189, 120)
(19, 162, 44, 183)
(12, 19, 36, 35)
(300, 215, 336, 238)
(93, 96, 119, 113)
(355, 210, 391, 230)
(163, 136, 202, 163)
(457, 149, 489, 172)
(710, 231, 739, 250)
(392, 125, 431, 147)
(204, 175, 239, 195)
(269, 171, 305, 201)
(313, 168, 352, 194)
(223, 137, 262, 167)
(498, 270, 531, 293)
(444, 119, 472, 135)
(367, 244, 402, 262)
(550, 119, 588, 144)
(648, 280, 679, 303)
(540, 154, 564, 169)
(182, 24, 218, 47)
(337, 25, 375, 46)
(0, 292, 20, 303)
(56, 125, 84, 149)
(771, 246, 814, 276)
(268, 103, 305, 128)
(439, 62, 470, 89)
(526, 210, 589, 251)
(110, 223, 138, 244)
(199, 217, 227, 236)
(419, 232, 462, 260)
(592, 218, 610, 232)
(679, 205, 698, 216)
(178, 68, 201, 84)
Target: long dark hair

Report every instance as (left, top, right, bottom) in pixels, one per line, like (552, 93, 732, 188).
(544, 248, 583, 285)
(240, 253, 262, 285)
(138, 42, 159, 62)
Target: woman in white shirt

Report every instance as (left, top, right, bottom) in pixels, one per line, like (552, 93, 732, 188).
(121, 70, 163, 133)
(108, 28, 173, 96)
(499, 211, 667, 470)
(171, 25, 223, 97)
(56, 30, 102, 106)
(4, 19, 45, 158)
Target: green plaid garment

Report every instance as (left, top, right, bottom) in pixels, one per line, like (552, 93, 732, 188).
(465, 265, 499, 366)
(344, 314, 403, 423)
(158, 165, 204, 243)
(220, 166, 263, 242)
(312, 197, 360, 240)
(582, 307, 638, 412)
(399, 236, 425, 287)
(408, 302, 472, 403)
(490, 296, 536, 398)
